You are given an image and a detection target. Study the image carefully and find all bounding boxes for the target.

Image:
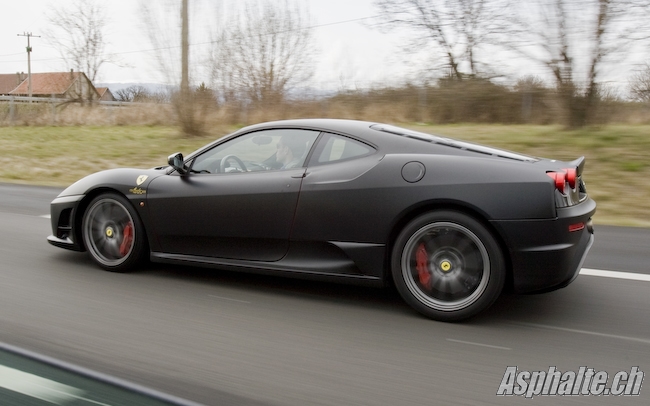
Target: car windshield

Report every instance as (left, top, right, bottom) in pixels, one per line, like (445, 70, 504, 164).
(191, 129, 320, 173)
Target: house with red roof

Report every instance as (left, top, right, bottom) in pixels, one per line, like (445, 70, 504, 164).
(1, 70, 100, 101)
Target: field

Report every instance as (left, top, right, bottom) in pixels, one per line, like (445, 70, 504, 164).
(0, 124, 648, 227)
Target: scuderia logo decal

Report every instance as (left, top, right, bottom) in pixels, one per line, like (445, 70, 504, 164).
(130, 175, 149, 195)
(136, 175, 148, 186)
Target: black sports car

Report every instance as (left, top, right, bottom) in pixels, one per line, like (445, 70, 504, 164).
(48, 119, 596, 321)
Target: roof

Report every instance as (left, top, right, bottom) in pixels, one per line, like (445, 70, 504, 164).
(9, 72, 87, 96)
(224, 119, 537, 162)
(96, 87, 116, 101)
(239, 118, 380, 134)
(0, 74, 24, 94)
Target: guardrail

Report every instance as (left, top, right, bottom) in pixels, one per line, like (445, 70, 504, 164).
(0, 95, 137, 106)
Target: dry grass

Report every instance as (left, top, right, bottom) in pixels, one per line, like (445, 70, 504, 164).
(0, 126, 225, 186)
(405, 124, 650, 227)
(0, 122, 648, 227)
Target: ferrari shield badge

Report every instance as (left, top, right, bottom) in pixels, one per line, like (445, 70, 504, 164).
(136, 175, 148, 186)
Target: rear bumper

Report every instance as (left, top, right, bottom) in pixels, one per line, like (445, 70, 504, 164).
(492, 197, 596, 294)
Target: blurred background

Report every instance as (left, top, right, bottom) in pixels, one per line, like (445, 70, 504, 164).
(2, 0, 650, 226)
(1, 0, 649, 128)
(1, 2, 650, 405)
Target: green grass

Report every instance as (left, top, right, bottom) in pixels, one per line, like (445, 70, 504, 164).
(407, 124, 650, 227)
(0, 126, 223, 186)
(1, 124, 648, 227)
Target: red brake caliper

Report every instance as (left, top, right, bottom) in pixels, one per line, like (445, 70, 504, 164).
(119, 222, 133, 257)
(416, 243, 431, 289)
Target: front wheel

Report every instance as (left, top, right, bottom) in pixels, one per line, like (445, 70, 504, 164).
(391, 211, 505, 321)
(82, 193, 147, 272)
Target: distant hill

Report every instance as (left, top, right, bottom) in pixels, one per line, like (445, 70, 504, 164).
(96, 83, 175, 95)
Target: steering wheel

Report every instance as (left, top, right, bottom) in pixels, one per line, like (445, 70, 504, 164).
(220, 155, 248, 173)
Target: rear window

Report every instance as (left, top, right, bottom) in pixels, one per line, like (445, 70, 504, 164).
(370, 124, 538, 162)
(311, 133, 376, 165)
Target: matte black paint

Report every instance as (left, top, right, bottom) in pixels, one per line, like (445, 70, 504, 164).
(48, 119, 596, 294)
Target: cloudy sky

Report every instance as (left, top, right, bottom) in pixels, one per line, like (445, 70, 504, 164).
(0, 0, 412, 89)
(1, 0, 647, 94)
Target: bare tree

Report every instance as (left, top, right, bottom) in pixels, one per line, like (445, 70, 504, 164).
(45, 0, 110, 101)
(139, 1, 181, 85)
(209, 0, 315, 108)
(139, 0, 212, 135)
(115, 85, 158, 102)
(139, 1, 222, 135)
(629, 63, 650, 102)
(506, 0, 650, 127)
(139, 0, 216, 85)
(373, 0, 509, 80)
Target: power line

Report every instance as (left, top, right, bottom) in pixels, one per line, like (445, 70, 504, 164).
(1, 14, 386, 65)
(0, 52, 24, 57)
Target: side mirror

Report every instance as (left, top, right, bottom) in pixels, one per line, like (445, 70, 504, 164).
(167, 152, 188, 175)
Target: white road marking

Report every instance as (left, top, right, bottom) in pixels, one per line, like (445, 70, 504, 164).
(0, 365, 110, 405)
(446, 339, 511, 351)
(208, 295, 251, 304)
(512, 322, 650, 346)
(580, 268, 650, 282)
(0, 212, 50, 218)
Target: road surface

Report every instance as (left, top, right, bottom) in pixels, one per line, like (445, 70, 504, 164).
(0, 184, 648, 405)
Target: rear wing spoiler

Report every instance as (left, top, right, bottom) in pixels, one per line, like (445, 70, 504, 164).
(568, 156, 586, 176)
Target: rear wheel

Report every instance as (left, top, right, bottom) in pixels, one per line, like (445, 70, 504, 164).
(82, 193, 146, 272)
(391, 211, 505, 321)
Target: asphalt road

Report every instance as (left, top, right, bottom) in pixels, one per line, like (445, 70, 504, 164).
(0, 184, 648, 405)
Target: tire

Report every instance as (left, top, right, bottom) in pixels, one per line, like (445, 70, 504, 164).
(82, 193, 147, 272)
(391, 211, 505, 321)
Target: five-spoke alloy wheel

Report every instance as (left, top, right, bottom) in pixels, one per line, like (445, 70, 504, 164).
(82, 193, 146, 272)
(392, 211, 505, 321)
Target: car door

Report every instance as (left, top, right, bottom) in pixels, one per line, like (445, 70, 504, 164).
(146, 129, 320, 261)
(291, 132, 381, 244)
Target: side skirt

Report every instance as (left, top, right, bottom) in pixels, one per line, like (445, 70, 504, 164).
(149, 251, 385, 287)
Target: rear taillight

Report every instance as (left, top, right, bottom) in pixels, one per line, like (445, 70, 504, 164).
(565, 168, 577, 189)
(568, 222, 585, 232)
(547, 167, 578, 193)
(547, 171, 566, 192)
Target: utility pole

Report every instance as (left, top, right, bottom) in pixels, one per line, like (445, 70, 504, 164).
(181, 0, 189, 97)
(17, 32, 41, 102)
(179, 0, 196, 135)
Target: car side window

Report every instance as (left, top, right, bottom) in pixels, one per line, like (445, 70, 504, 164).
(313, 133, 375, 165)
(191, 129, 320, 174)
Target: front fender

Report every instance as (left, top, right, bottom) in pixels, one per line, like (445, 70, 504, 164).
(56, 168, 166, 199)
(50, 168, 168, 253)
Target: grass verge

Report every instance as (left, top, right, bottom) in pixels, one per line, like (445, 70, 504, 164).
(0, 124, 647, 227)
